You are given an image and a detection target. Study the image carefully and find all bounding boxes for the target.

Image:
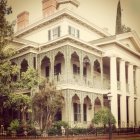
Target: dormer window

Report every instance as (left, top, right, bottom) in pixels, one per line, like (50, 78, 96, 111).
(48, 26, 61, 41)
(68, 26, 80, 38)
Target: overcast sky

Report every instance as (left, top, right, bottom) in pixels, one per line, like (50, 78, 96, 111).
(7, 0, 140, 36)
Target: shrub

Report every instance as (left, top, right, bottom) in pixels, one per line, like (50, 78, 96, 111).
(8, 119, 20, 132)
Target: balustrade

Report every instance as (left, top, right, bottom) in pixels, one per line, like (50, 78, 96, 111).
(50, 72, 110, 90)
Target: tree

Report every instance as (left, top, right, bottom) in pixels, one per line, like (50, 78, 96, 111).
(0, 0, 19, 125)
(20, 67, 39, 90)
(8, 93, 31, 123)
(92, 107, 116, 127)
(32, 81, 64, 134)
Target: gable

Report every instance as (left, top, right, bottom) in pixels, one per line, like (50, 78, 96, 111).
(118, 33, 140, 53)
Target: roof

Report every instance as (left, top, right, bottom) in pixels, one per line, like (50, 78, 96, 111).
(14, 8, 110, 38)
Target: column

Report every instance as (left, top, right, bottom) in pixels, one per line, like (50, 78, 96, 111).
(80, 100, 84, 124)
(80, 54, 83, 82)
(65, 47, 71, 83)
(100, 59, 103, 89)
(66, 91, 72, 126)
(50, 54, 55, 82)
(110, 56, 118, 127)
(128, 63, 134, 94)
(128, 63, 134, 126)
(90, 61, 94, 85)
(135, 67, 140, 126)
(120, 59, 127, 127)
(80, 60, 83, 81)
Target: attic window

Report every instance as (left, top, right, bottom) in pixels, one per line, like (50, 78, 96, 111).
(48, 26, 61, 41)
(68, 26, 80, 38)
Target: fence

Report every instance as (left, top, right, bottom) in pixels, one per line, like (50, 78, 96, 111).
(0, 127, 140, 139)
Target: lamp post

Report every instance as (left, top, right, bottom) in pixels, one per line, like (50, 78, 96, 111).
(107, 94, 112, 140)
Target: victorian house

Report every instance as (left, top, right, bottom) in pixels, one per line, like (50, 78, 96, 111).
(10, 0, 140, 128)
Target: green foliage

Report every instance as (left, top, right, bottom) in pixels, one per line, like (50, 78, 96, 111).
(8, 93, 31, 110)
(0, 0, 14, 51)
(92, 108, 116, 127)
(0, 60, 19, 97)
(8, 119, 20, 132)
(32, 81, 64, 132)
(20, 67, 39, 90)
(53, 121, 69, 130)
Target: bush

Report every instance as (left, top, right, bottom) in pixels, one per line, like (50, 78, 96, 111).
(68, 128, 88, 135)
(53, 121, 69, 129)
(8, 119, 20, 132)
(48, 121, 69, 136)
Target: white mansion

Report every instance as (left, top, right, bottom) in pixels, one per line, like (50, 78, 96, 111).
(10, 0, 140, 128)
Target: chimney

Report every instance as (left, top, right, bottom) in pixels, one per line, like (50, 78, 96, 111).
(57, 0, 80, 11)
(42, 0, 57, 17)
(17, 11, 29, 30)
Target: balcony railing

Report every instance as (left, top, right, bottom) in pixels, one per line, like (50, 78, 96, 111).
(51, 73, 110, 90)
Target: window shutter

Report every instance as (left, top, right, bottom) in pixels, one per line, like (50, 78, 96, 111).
(58, 26, 60, 37)
(68, 26, 71, 35)
(48, 30, 51, 40)
(77, 29, 80, 38)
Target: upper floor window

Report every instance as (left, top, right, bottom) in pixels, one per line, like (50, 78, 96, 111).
(48, 26, 61, 41)
(68, 26, 80, 38)
(73, 64, 80, 74)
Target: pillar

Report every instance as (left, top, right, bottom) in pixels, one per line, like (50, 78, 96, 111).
(65, 47, 71, 83)
(50, 54, 55, 82)
(135, 67, 140, 126)
(110, 56, 118, 127)
(100, 59, 103, 89)
(80, 54, 83, 82)
(80, 100, 84, 124)
(120, 59, 127, 127)
(90, 61, 94, 85)
(128, 63, 134, 126)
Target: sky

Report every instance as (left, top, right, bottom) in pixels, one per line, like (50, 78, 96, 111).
(7, 0, 140, 37)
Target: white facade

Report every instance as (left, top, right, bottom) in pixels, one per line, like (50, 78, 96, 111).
(11, 0, 140, 128)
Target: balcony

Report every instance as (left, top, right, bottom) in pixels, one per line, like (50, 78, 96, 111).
(52, 72, 110, 90)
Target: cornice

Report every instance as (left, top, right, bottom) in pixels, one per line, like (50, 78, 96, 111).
(14, 9, 110, 38)
(13, 35, 104, 59)
(39, 35, 104, 56)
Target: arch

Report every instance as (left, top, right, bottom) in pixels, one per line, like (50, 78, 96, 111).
(94, 59, 101, 73)
(83, 56, 91, 77)
(54, 52, 64, 76)
(20, 59, 28, 73)
(94, 97, 101, 113)
(71, 52, 80, 75)
(72, 94, 80, 103)
(41, 56, 50, 78)
(72, 94, 81, 122)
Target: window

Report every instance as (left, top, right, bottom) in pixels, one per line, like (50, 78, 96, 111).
(54, 63, 61, 75)
(33, 57, 36, 69)
(48, 26, 61, 41)
(68, 26, 80, 38)
(83, 67, 87, 76)
(73, 103, 81, 122)
(73, 64, 80, 74)
(45, 66, 49, 77)
(83, 104, 87, 122)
